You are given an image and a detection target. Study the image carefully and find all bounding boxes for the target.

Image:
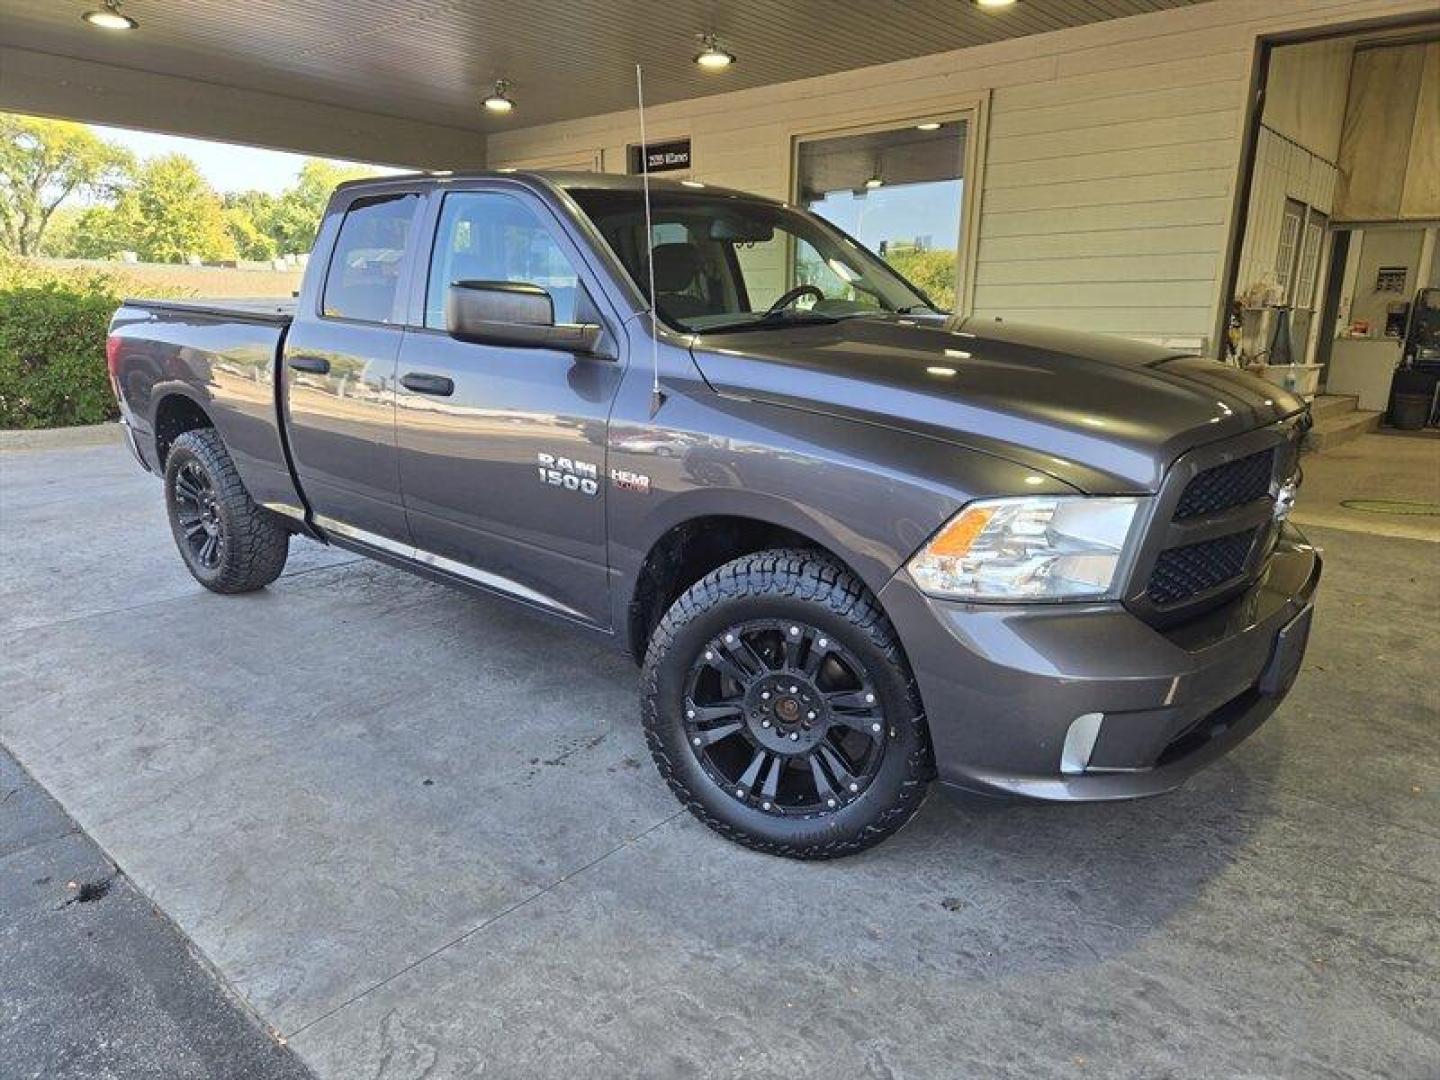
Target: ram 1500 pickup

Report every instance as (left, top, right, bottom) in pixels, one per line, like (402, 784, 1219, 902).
(108, 172, 1321, 858)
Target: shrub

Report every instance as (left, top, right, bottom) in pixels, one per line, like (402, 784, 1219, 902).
(0, 256, 189, 429)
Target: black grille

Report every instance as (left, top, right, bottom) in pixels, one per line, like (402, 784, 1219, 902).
(1146, 529, 1257, 605)
(1174, 448, 1275, 519)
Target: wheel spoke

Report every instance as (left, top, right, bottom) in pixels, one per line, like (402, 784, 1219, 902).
(830, 711, 884, 739)
(693, 721, 743, 747)
(800, 637, 832, 679)
(174, 475, 202, 503)
(825, 689, 877, 714)
(199, 535, 217, 565)
(703, 644, 753, 689)
(760, 754, 784, 799)
(687, 700, 742, 724)
(180, 517, 207, 539)
(738, 748, 768, 791)
(808, 752, 837, 800)
(817, 743, 859, 791)
(720, 634, 769, 678)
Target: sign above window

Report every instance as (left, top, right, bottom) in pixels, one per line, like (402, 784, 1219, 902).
(628, 138, 692, 174)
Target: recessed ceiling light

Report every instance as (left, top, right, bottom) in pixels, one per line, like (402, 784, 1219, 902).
(483, 80, 515, 113)
(916, 122, 942, 131)
(864, 176, 884, 190)
(82, 0, 137, 30)
(681, 180, 706, 188)
(695, 33, 735, 70)
(975, 0, 1018, 8)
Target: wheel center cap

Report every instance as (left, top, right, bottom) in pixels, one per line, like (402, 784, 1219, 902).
(774, 697, 800, 724)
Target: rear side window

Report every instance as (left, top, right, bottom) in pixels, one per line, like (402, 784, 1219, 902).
(322, 193, 419, 323)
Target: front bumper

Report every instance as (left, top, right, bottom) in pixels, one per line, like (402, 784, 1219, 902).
(877, 523, 1321, 801)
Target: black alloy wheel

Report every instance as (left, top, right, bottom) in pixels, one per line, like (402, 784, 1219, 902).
(642, 548, 933, 859)
(172, 459, 225, 570)
(683, 619, 887, 815)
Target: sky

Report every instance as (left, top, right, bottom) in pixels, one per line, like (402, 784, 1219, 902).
(90, 123, 399, 195)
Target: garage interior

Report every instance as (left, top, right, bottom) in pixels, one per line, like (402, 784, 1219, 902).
(2, 1, 1438, 1078)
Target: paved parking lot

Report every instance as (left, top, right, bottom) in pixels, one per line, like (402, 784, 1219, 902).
(2, 433, 1437, 1079)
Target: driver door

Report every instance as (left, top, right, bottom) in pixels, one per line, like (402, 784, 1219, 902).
(392, 186, 625, 626)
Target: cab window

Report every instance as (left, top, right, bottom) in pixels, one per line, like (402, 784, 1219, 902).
(321, 193, 419, 323)
(425, 192, 581, 328)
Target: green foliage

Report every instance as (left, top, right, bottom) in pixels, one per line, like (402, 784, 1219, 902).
(69, 154, 237, 263)
(0, 255, 190, 428)
(884, 247, 957, 311)
(0, 116, 133, 256)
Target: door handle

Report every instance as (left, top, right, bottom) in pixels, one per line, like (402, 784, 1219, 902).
(288, 355, 330, 375)
(401, 372, 455, 397)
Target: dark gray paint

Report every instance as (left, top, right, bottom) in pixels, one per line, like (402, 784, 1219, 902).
(107, 170, 1320, 802)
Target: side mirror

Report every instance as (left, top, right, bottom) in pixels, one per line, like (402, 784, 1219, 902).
(445, 280, 610, 356)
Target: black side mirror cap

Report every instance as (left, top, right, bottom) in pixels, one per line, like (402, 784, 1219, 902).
(445, 281, 613, 358)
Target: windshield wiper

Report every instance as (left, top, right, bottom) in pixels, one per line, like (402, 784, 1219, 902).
(696, 311, 842, 334)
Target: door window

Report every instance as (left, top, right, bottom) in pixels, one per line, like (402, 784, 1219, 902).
(321, 193, 419, 323)
(425, 192, 581, 328)
(796, 120, 967, 311)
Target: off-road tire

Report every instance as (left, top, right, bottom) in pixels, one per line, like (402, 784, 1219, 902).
(642, 548, 933, 859)
(164, 428, 289, 593)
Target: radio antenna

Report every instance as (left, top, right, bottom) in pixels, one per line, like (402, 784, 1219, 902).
(636, 63, 666, 417)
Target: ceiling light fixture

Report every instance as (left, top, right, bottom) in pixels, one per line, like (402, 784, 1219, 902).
(82, 0, 137, 30)
(865, 176, 884, 190)
(916, 122, 942, 131)
(694, 33, 736, 70)
(483, 80, 515, 114)
(975, 0, 1018, 8)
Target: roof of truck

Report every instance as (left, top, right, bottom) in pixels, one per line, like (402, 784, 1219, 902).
(333, 170, 780, 204)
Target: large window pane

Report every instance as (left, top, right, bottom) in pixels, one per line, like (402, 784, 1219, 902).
(797, 120, 966, 310)
(322, 193, 419, 323)
(425, 192, 580, 328)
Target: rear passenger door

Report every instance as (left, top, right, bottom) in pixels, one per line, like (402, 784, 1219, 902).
(392, 185, 626, 626)
(282, 189, 422, 545)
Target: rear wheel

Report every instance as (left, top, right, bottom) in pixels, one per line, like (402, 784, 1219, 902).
(642, 549, 932, 859)
(164, 428, 289, 593)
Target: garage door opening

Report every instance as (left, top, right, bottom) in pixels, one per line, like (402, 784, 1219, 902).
(796, 119, 967, 311)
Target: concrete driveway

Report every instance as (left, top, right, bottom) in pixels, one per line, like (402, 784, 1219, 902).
(2, 432, 1437, 1079)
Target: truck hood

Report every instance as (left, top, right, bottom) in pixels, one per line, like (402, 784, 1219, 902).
(689, 315, 1305, 493)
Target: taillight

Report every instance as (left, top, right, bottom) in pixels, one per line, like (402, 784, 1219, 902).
(105, 333, 122, 379)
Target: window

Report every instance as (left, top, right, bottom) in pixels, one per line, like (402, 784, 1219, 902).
(570, 189, 931, 333)
(322, 193, 419, 323)
(1293, 209, 1327, 309)
(1274, 198, 1305, 297)
(796, 120, 967, 311)
(425, 192, 581, 328)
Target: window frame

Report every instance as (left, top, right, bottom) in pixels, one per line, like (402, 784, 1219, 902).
(316, 188, 425, 328)
(399, 179, 622, 343)
(788, 95, 989, 316)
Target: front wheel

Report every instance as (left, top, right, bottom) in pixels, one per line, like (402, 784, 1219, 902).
(641, 549, 933, 859)
(164, 428, 289, 593)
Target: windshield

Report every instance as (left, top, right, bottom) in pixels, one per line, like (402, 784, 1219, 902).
(568, 188, 938, 333)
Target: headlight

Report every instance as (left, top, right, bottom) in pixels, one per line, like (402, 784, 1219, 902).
(907, 496, 1142, 601)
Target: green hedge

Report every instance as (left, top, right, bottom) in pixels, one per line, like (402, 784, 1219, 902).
(0, 258, 187, 429)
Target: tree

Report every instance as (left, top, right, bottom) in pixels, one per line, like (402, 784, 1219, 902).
(70, 154, 236, 263)
(0, 115, 133, 256)
(271, 159, 378, 253)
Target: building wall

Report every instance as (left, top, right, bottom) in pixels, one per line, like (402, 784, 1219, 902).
(487, 0, 1436, 352)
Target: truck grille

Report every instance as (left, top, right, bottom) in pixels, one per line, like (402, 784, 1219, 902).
(1146, 529, 1258, 605)
(1173, 448, 1275, 518)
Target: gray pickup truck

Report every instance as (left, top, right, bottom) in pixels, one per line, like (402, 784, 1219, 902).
(108, 172, 1320, 858)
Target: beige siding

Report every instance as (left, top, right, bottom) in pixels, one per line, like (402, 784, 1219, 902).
(1233, 126, 1339, 298)
(487, 0, 1437, 350)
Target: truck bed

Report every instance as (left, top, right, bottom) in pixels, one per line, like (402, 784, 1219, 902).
(123, 297, 297, 325)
